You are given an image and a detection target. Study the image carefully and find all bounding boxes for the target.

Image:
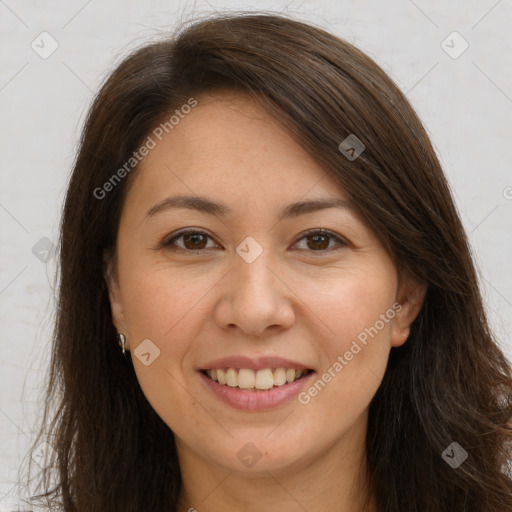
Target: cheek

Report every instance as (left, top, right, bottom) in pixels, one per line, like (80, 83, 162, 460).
(298, 266, 396, 403)
(299, 264, 397, 342)
(121, 255, 397, 370)
(120, 267, 212, 429)
(121, 265, 215, 345)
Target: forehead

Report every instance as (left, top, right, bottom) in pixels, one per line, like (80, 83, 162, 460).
(121, 91, 352, 225)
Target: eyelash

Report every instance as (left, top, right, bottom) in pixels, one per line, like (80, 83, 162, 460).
(161, 228, 348, 254)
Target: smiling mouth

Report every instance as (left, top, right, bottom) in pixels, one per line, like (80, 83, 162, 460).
(201, 367, 313, 390)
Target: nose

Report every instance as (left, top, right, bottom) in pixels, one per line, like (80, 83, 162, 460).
(213, 246, 296, 336)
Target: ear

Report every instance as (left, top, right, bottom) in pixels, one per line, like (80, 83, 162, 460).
(391, 275, 427, 348)
(104, 249, 130, 349)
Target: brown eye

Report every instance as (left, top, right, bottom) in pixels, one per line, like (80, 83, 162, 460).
(294, 229, 346, 252)
(182, 232, 208, 250)
(163, 230, 218, 251)
(306, 233, 330, 250)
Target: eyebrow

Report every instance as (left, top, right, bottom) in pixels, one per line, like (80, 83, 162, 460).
(144, 194, 352, 222)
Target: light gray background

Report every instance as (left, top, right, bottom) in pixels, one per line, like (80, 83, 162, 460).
(1, 0, 511, 509)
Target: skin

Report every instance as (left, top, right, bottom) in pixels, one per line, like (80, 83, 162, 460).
(106, 91, 426, 512)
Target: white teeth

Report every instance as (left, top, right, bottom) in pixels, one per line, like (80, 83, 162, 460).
(255, 369, 274, 389)
(204, 367, 308, 389)
(273, 368, 287, 386)
(217, 368, 227, 385)
(286, 369, 296, 383)
(226, 368, 238, 387)
(238, 368, 255, 389)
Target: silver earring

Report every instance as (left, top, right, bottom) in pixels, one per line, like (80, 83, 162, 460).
(118, 333, 126, 355)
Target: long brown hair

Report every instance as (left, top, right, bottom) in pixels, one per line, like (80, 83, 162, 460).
(24, 11, 512, 511)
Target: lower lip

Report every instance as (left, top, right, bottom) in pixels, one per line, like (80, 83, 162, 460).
(198, 371, 315, 411)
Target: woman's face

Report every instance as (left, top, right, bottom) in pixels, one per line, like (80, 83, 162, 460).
(106, 91, 423, 476)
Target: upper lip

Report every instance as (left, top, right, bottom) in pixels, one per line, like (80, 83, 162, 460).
(199, 356, 313, 371)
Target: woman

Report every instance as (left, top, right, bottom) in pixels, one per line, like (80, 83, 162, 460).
(26, 11, 512, 512)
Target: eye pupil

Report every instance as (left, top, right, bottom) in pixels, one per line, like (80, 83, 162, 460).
(183, 233, 207, 250)
(308, 234, 329, 250)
